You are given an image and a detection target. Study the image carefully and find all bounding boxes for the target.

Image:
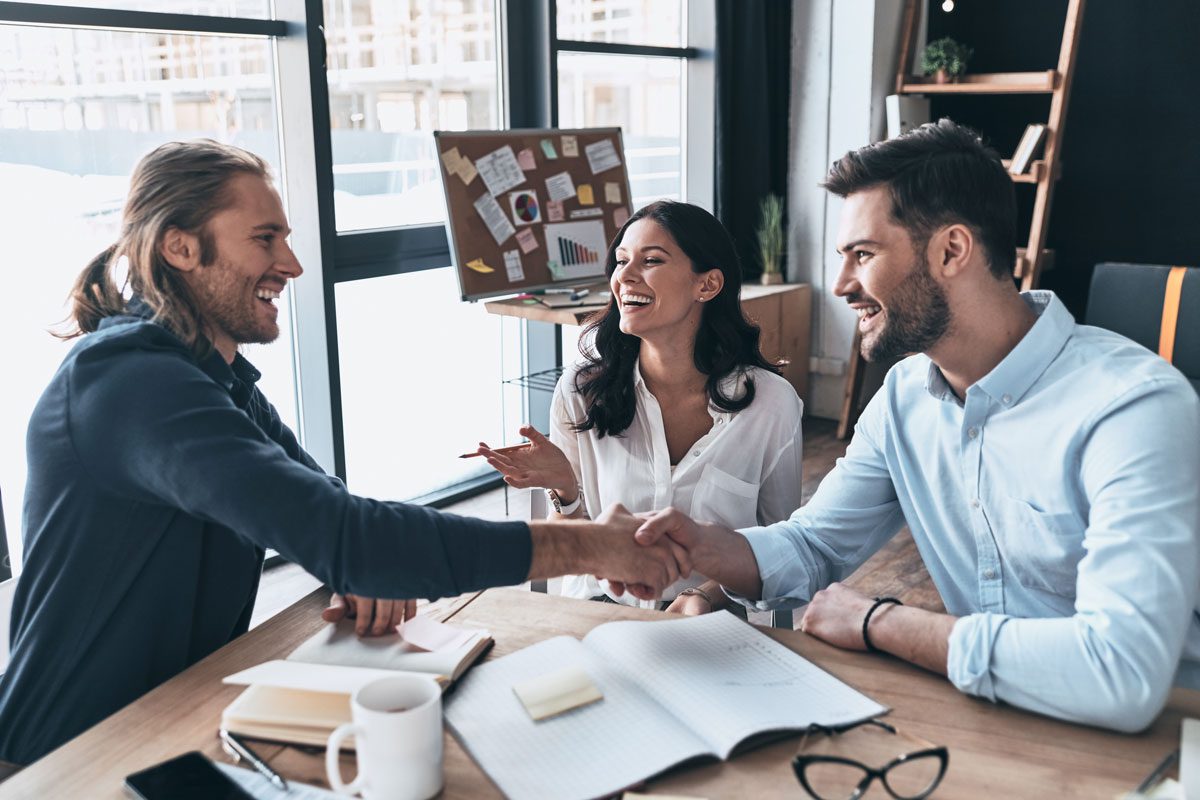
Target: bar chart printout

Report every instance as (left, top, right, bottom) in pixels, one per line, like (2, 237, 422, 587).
(543, 221, 608, 281)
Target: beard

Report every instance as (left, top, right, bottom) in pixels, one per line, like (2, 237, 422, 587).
(190, 258, 280, 348)
(861, 257, 951, 362)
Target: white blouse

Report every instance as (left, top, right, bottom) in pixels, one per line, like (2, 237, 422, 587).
(552, 359, 804, 607)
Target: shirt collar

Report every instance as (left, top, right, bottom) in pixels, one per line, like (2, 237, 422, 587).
(925, 290, 1073, 407)
(633, 356, 743, 421)
(105, 296, 262, 401)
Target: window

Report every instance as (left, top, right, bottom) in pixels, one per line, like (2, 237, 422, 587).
(0, 13, 294, 569)
(0, 0, 715, 568)
(323, 0, 501, 232)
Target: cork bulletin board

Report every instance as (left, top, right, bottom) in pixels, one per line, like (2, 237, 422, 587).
(434, 127, 634, 301)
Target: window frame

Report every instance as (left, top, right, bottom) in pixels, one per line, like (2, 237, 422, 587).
(0, 0, 715, 511)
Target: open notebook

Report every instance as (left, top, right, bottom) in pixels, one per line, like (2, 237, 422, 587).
(445, 611, 886, 800)
(221, 618, 491, 748)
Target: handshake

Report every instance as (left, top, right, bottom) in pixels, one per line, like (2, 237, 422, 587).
(531, 504, 745, 601)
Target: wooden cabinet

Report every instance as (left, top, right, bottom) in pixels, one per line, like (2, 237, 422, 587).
(485, 282, 812, 403)
(738, 283, 812, 403)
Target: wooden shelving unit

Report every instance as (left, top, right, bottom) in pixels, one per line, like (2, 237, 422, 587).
(838, 0, 1086, 439)
(898, 70, 1058, 95)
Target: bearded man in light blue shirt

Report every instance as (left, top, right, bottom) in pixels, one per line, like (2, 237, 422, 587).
(634, 119, 1200, 732)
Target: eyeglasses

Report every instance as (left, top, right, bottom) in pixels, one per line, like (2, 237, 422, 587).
(792, 718, 948, 800)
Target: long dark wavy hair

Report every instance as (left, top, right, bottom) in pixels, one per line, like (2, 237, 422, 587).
(573, 200, 780, 438)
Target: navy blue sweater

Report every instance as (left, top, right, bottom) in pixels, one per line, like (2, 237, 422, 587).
(0, 306, 531, 764)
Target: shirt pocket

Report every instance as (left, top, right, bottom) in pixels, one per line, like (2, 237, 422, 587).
(690, 463, 760, 529)
(992, 496, 1085, 598)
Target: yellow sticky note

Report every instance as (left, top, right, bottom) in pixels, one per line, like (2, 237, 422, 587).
(466, 258, 494, 274)
(577, 184, 594, 206)
(439, 147, 462, 174)
(512, 665, 602, 721)
(605, 182, 621, 204)
(456, 156, 478, 185)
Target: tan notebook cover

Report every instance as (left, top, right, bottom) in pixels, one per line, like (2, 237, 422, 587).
(221, 620, 491, 749)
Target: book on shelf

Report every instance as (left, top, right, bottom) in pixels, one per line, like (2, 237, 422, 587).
(445, 611, 887, 800)
(220, 618, 491, 748)
(1009, 123, 1047, 175)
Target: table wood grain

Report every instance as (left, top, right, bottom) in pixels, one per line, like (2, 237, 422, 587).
(3, 587, 1195, 799)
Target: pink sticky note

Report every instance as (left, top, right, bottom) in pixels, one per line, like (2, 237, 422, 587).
(517, 148, 536, 171)
(516, 228, 539, 253)
(614, 207, 630, 227)
(547, 200, 565, 222)
(399, 615, 480, 652)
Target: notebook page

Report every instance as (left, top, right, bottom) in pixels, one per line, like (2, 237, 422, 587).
(583, 612, 887, 759)
(287, 619, 478, 676)
(445, 635, 711, 800)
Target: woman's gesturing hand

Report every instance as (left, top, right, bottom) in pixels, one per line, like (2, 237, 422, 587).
(476, 424, 577, 500)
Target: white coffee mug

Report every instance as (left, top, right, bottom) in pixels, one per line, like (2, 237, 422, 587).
(325, 674, 444, 800)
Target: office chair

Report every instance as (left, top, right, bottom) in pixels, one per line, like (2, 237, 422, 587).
(1086, 263, 1199, 396)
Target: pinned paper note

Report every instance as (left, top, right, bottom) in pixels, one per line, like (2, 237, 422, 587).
(512, 664, 602, 721)
(570, 208, 602, 219)
(517, 147, 536, 171)
(545, 171, 577, 203)
(503, 250, 525, 283)
(561, 135, 579, 157)
(466, 258, 494, 274)
(605, 182, 622, 204)
(476, 145, 525, 197)
(456, 156, 478, 185)
(516, 227, 539, 254)
(509, 189, 541, 225)
(539, 138, 559, 159)
(585, 138, 622, 175)
(614, 207, 630, 227)
(577, 184, 594, 206)
(546, 200, 565, 222)
(399, 615, 480, 653)
(473, 193, 515, 245)
(440, 147, 463, 174)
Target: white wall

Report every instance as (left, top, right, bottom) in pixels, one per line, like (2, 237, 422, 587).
(786, 0, 905, 419)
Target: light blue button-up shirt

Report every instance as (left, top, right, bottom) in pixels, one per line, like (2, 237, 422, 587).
(735, 291, 1200, 731)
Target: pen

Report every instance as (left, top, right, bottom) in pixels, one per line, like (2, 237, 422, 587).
(220, 728, 289, 792)
(1134, 748, 1178, 794)
(459, 442, 533, 459)
(569, 288, 590, 301)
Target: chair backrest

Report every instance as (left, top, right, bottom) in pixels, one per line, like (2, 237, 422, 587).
(1086, 263, 1200, 396)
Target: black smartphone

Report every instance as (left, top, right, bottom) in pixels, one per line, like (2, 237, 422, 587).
(124, 751, 254, 800)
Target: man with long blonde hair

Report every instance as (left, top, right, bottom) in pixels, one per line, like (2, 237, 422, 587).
(0, 140, 685, 765)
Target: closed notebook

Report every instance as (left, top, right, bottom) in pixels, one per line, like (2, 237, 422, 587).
(221, 618, 491, 748)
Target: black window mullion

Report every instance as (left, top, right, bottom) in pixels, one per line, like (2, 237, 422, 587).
(0, 1, 283, 36)
(553, 39, 696, 59)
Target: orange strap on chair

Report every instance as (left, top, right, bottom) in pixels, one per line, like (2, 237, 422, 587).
(1159, 266, 1186, 363)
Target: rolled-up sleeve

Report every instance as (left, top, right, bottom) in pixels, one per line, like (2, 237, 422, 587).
(947, 380, 1200, 732)
(725, 392, 906, 610)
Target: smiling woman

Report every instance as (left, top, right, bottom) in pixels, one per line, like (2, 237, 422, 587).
(478, 201, 805, 613)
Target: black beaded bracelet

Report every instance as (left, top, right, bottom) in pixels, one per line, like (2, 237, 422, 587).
(862, 596, 902, 653)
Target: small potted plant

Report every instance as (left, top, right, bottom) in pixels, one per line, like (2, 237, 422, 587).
(921, 36, 973, 84)
(756, 193, 784, 285)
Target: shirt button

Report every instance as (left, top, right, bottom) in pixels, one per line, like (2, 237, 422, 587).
(967, 427, 978, 439)
(692, 450, 701, 457)
(971, 498, 980, 509)
(1001, 393, 1012, 405)
(983, 568, 996, 580)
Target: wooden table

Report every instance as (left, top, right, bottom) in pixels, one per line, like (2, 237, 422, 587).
(4, 588, 1195, 798)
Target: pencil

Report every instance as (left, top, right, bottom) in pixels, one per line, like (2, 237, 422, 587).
(458, 442, 533, 459)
